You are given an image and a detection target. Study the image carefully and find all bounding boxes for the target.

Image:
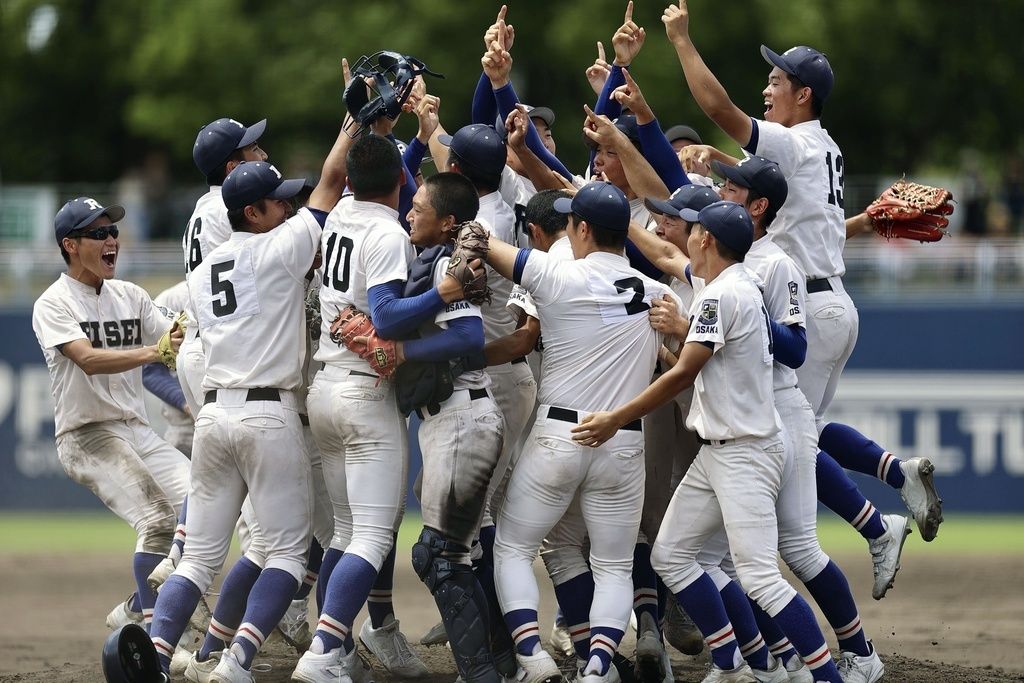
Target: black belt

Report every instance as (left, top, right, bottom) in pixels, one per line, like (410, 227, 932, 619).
(512, 356, 528, 365)
(204, 388, 281, 405)
(350, 370, 378, 378)
(300, 413, 310, 426)
(416, 388, 489, 420)
(547, 406, 642, 432)
(806, 278, 833, 294)
(697, 435, 731, 447)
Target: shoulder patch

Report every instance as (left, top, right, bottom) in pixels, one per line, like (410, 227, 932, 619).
(698, 299, 719, 326)
(788, 281, 799, 306)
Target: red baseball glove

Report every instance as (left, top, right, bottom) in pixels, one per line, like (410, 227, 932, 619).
(866, 179, 954, 242)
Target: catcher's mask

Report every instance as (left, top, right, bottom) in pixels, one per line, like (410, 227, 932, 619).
(343, 51, 443, 134)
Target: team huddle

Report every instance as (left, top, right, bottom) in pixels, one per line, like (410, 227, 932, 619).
(32, 3, 946, 683)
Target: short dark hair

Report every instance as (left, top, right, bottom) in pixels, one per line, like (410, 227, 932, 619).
(785, 73, 823, 118)
(205, 148, 246, 187)
(526, 190, 570, 236)
(746, 187, 780, 229)
(572, 212, 627, 250)
(424, 172, 480, 225)
(347, 134, 403, 198)
(227, 199, 267, 232)
(448, 149, 501, 194)
(697, 223, 745, 263)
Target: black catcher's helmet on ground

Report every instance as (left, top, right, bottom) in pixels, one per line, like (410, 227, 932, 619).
(102, 624, 167, 682)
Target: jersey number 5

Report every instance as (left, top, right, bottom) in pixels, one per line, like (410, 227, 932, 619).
(323, 234, 354, 292)
(211, 260, 237, 317)
(614, 277, 650, 315)
(825, 151, 844, 209)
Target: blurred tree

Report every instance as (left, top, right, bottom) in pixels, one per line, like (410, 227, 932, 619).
(1, 0, 1021, 186)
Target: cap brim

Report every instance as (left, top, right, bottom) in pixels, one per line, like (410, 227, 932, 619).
(760, 45, 794, 76)
(679, 207, 701, 223)
(237, 119, 267, 149)
(74, 204, 126, 231)
(267, 178, 307, 201)
(437, 134, 454, 147)
(643, 197, 681, 217)
(711, 160, 751, 188)
(526, 106, 555, 127)
(665, 125, 702, 145)
(552, 197, 574, 215)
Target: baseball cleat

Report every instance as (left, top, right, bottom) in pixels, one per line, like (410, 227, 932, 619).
(550, 620, 576, 658)
(273, 597, 313, 652)
(869, 514, 911, 600)
(836, 646, 884, 683)
(420, 620, 449, 646)
(358, 616, 429, 677)
(782, 657, 813, 683)
(633, 612, 671, 683)
(513, 649, 564, 682)
(579, 664, 623, 682)
(147, 556, 177, 592)
(699, 663, 757, 682)
(105, 595, 144, 630)
(750, 657, 789, 683)
(208, 648, 253, 683)
(182, 650, 220, 682)
(663, 599, 704, 656)
(292, 644, 375, 683)
(899, 457, 943, 541)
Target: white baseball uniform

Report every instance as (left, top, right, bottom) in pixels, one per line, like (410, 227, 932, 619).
(176, 207, 322, 593)
(152, 280, 195, 457)
(32, 275, 189, 554)
(650, 263, 799, 618)
(748, 119, 857, 428)
(308, 197, 413, 569)
(494, 248, 678, 637)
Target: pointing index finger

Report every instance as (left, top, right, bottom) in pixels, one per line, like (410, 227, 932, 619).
(597, 40, 606, 62)
(624, 0, 633, 23)
(496, 4, 507, 22)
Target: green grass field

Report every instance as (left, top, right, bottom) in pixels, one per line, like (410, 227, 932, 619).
(0, 512, 1021, 556)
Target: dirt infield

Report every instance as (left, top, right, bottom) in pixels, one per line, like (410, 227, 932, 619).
(1, 550, 1022, 682)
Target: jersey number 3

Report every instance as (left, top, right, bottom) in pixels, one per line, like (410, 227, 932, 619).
(825, 151, 844, 209)
(323, 234, 353, 292)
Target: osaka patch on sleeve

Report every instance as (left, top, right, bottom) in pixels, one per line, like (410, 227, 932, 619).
(788, 281, 799, 306)
(698, 299, 719, 326)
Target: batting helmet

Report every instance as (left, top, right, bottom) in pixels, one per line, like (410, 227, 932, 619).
(343, 51, 443, 130)
(101, 623, 167, 683)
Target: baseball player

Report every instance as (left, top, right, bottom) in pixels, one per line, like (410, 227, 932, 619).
(146, 123, 348, 680)
(574, 201, 844, 683)
(32, 198, 190, 634)
(292, 134, 446, 683)
(485, 181, 678, 683)
(147, 280, 194, 457)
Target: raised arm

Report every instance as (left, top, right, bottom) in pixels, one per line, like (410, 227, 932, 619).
(507, 108, 577, 192)
(626, 219, 689, 279)
(583, 105, 669, 200)
(662, 1, 753, 147)
(308, 58, 361, 212)
(611, 71, 689, 193)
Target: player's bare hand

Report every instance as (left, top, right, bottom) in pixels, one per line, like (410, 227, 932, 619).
(182, 403, 193, 420)
(649, 294, 688, 338)
(662, 2, 691, 44)
(342, 57, 354, 88)
(612, 1, 646, 67)
(482, 23, 513, 87)
(612, 68, 654, 123)
(583, 104, 626, 151)
(586, 41, 612, 96)
(415, 94, 441, 143)
(402, 76, 427, 114)
(658, 344, 680, 368)
(168, 323, 185, 355)
(506, 106, 529, 150)
(484, 5, 515, 53)
(680, 144, 714, 176)
(572, 411, 623, 448)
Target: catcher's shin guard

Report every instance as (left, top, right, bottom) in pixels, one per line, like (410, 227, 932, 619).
(412, 527, 501, 683)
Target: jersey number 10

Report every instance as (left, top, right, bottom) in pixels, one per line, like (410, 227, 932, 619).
(323, 234, 354, 292)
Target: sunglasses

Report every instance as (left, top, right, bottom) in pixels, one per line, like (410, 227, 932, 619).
(71, 226, 119, 240)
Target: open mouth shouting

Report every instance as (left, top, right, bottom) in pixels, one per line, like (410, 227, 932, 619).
(101, 248, 117, 269)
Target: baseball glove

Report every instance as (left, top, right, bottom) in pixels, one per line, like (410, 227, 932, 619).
(448, 221, 491, 306)
(866, 179, 954, 242)
(328, 305, 400, 379)
(156, 311, 188, 370)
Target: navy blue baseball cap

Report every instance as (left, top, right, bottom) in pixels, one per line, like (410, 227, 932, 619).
(584, 114, 641, 151)
(760, 45, 834, 102)
(439, 124, 507, 177)
(552, 181, 630, 232)
(645, 184, 719, 218)
(54, 197, 125, 245)
(712, 156, 789, 212)
(222, 161, 306, 211)
(193, 117, 267, 177)
(680, 200, 754, 258)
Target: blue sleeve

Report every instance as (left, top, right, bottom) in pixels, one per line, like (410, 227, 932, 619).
(142, 363, 187, 411)
(684, 263, 693, 285)
(386, 134, 416, 233)
(368, 281, 446, 340)
(472, 73, 498, 125)
(625, 240, 664, 279)
(637, 117, 690, 193)
(308, 208, 328, 228)
(512, 248, 532, 285)
(743, 116, 759, 154)
(595, 64, 626, 119)
(769, 321, 807, 368)
(403, 137, 428, 178)
(403, 316, 484, 362)
(492, 83, 572, 180)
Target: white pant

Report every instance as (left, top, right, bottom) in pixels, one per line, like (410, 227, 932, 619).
(177, 333, 205, 419)
(481, 361, 537, 527)
(495, 406, 644, 632)
(795, 277, 859, 430)
(56, 419, 189, 554)
(175, 390, 312, 591)
(652, 435, 796, 617)
(307, 366, 407, 569)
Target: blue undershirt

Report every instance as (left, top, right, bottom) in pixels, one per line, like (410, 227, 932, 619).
(403, 317, 484, 362)
(142, 363, 187, 412)
(769, 321, 807, 368)
(367, 280, 446, 340)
